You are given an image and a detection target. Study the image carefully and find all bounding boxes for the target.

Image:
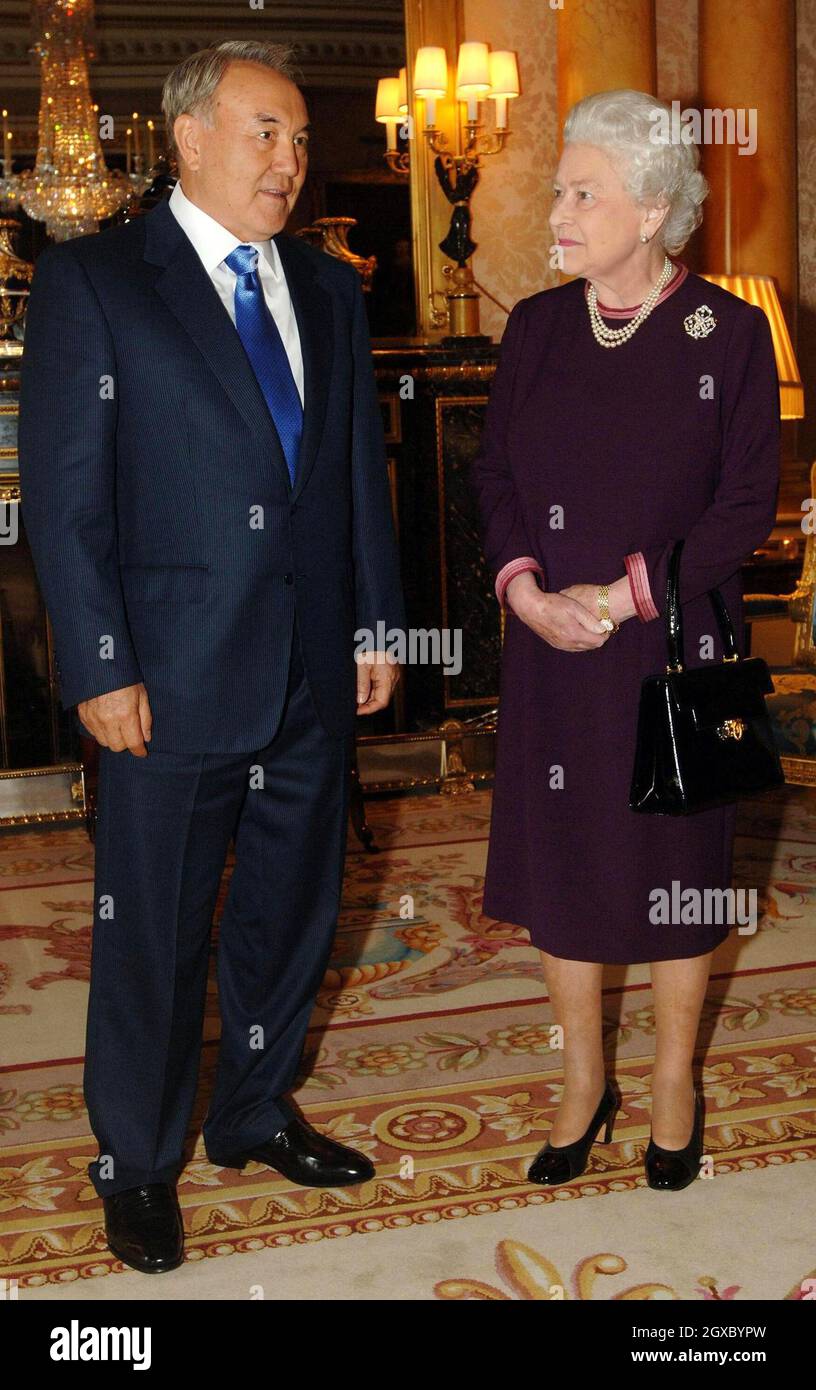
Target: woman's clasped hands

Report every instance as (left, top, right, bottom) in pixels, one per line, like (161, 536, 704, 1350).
(504, 572, 635, 651)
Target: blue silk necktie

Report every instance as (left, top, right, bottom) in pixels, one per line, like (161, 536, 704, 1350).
(223, 243, 303, 487)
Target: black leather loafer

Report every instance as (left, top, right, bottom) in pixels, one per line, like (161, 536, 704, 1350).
(210, 1116, 376, 1187)
(102, 1182, 184, 1273)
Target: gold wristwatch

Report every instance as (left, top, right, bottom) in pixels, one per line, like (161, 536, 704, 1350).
(597, 584, 620, 634)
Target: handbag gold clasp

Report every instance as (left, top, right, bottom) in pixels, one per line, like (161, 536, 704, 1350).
(717, 717, 746, 740)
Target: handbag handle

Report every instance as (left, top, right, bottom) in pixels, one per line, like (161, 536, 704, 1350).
(665, 538, 740, 672)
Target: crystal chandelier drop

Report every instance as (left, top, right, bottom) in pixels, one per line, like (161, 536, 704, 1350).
(12, 0, 135, 240)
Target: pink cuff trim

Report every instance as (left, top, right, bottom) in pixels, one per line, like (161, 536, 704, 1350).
(496, 556, 545, 612)
(624, 551, 659, 621)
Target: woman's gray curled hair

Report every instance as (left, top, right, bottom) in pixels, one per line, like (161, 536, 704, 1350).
(563, 89, 709, 255)
(161, 40, 301, 159)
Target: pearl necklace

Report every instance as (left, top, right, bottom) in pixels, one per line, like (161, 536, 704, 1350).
(587, 255, 674, 347)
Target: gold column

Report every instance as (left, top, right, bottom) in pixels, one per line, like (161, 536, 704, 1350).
(699, 0, 799, 504)
(699, 0, 797, 323)
(404, 0, 465, 338)
(557, 0, 656, 132)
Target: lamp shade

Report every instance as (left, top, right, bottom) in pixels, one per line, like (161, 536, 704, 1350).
(397, 66, 408, 115)
(413, 46, 448, 98)
(375, 77, 401, 122)
(456, 41, 491, 98)
(699, 271, 804, 420)
(488, 50, 520, 99)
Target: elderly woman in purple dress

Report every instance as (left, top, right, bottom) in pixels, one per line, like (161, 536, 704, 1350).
(470, 90, 780, 1191)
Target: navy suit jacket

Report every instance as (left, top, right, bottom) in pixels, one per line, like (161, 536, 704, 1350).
(18, 195, 406, 752)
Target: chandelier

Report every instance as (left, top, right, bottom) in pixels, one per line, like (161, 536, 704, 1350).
(8, 0, 136, 240)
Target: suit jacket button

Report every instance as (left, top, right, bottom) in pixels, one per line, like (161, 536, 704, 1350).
(284, 572, 294, 584)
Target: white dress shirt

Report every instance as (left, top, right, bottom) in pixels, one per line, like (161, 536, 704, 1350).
(167, 180, 305, 407)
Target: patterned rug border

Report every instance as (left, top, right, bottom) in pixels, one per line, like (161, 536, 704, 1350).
(4, 1027, 816, 1142)
(3, 1068, 815, 1283)
(5, 1144, 816, 1289)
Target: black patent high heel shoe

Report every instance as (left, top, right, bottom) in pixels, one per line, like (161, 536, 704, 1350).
(527, 1078, 619, 1186)
(645, 1085, 704, 1191)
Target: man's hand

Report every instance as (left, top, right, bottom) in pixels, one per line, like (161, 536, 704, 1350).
(76, 682, 153, 755)
(355, 651, 401, 715)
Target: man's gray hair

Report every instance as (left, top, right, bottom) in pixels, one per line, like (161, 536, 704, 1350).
(563, 89, 709, 255)
(161, 40, 301, 161)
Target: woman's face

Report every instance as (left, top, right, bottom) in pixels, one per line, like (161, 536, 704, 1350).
(548, 141, 655, 277)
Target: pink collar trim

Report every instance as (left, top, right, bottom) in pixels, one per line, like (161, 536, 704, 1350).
(583, 260, 688, 317)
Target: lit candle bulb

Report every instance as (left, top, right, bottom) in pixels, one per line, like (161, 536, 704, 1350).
(456, 42, 490, 123)
(126, 126, 132, 175)
(488, 51, 520, 131)
(413, 47, 447, 131)
(375, 77, 401, 151)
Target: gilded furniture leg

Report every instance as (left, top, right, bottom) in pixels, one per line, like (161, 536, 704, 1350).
(349, 741, 379, 852)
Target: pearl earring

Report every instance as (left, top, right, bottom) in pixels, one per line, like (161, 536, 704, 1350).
(640, 233, 648, 243)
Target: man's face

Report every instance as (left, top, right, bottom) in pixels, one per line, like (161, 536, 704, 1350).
(174, 60, 310, 241)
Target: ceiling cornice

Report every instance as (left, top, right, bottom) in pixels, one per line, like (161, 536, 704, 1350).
(0, 0, 406, 94)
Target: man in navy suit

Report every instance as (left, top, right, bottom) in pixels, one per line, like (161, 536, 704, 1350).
(18, 39, 406, 1273)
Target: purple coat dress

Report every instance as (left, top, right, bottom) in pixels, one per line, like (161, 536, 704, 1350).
(470, 262, 781, 964)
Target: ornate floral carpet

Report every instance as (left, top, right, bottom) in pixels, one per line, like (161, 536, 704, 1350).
(1, 785, 814, 1300)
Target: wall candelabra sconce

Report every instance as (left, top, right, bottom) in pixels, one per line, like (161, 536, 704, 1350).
(376, 41, 520, 339)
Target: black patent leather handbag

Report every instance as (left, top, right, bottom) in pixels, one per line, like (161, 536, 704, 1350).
(629, 539, 785, 815)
